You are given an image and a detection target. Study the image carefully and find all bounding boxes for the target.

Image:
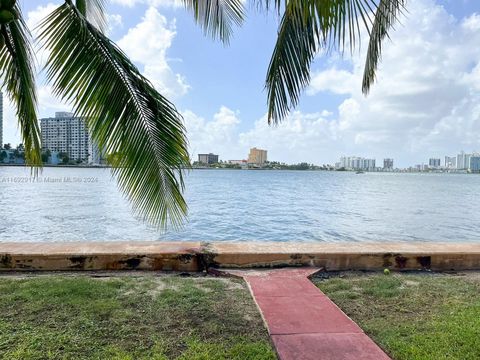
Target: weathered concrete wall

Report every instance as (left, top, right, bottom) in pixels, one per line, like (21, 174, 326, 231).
(0, 242, 479, 272)
(206, 243, 480, 271)
(0, 242, 201, 271)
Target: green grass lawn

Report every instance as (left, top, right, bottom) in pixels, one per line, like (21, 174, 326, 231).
(314, 272, 480, 360)
(0, 274, 276, 360)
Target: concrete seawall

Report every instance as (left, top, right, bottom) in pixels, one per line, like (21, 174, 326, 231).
(0, 242, 479, 272)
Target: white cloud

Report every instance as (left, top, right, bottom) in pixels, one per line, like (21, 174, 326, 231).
(37, 86, 71, 115)
(110, 0, 137, 6)
(26, 3, 59, 67)
(182, 107, 341, 164)
(107, 14, 124, 35)
(183, 106, 243, 159)
(26, 2, 59, 30)
(239, 111, 341, 164)
(110, 0, 183, 8)
(307, 68, 357, 95)
(178, 0, 480, 166)
(117, 7, 190, 98)
(302, 0, 480, 165)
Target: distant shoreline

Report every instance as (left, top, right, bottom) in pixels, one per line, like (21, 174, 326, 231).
(0, 164, 110, 169)
(0, 164, 477, 174)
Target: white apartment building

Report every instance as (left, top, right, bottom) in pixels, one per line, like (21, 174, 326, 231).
(444, 156, 456, 169)
(40, 112, 102, 164)
(338, 156, 376, 170)
(457, 151, 471, 170)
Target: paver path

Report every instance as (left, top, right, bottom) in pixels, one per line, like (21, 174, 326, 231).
(222, 268, 391, 360)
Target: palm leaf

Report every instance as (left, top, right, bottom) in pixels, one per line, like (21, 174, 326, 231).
(183, 0, 245, 44)
(265, 2, 318, 124)
(265, 0, 404, 124)
(362, 0, 406, 93)
(0, 5, 41, 167)
(39, 2, 190, 229)
(76, 0, 107, 32)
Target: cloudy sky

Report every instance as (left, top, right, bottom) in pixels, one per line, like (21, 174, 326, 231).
(3, 0, 480, 167)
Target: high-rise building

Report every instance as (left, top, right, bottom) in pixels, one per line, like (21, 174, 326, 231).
(338, 156, 376, 170)
(444, 156, 456, 169)
(198, 153, 219, 164)
(248, 147, 267, 165)
(428, 158, 441, 168)
(457, 151, 471, 170)
(0, 92, 3, 148)
(470, 156, 480, 173)
(383, 158, 394, 169)
(40, 112, 102, 163)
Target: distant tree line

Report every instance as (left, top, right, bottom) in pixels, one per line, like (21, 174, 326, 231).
(1, 143, 25, 164)
(191, 160, 334, 170)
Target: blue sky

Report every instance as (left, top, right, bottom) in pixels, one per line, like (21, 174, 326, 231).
(3, 0, 480, 167)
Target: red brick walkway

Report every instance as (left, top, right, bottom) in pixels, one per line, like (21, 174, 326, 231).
(224, 268, 390, 360)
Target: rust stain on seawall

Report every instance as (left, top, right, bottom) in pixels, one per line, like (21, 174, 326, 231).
(0, 242, 202, 272)
(0, 241, 479, 272)
(207, 242, 480, 271)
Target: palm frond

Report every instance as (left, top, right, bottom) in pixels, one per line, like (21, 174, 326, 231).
(265, 2, 316, 123)
(0, 5, 42, 167)
(362, 0, 406, 94)
(183, 0, 245, 44)
(39, 2, 190, 229)
(76, 0, 107, 32)
(249, 0, 281, 13)
(266, 0, 404, 124)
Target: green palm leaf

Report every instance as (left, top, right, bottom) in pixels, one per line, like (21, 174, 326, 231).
(183, 0, 245, 44)
(362, 0, 406, 93)
(76, 0, 107, 31)
(39, 2, 190, 229)
(265, 1, 318, 124)
(0, 5, 42, 167)
(265, 0, 404, 124)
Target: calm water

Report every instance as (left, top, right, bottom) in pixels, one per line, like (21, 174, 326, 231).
(0, 166, 479, 243)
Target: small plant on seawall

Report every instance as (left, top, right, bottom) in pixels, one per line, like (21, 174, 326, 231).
(0, 0, 406, 229)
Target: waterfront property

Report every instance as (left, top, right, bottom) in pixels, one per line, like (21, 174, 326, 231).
(40, 112, 104, 165)
(248, 147, 268, 166)
(336, 156, 376, 171)
(0, 147, 25, 165)
(445, 156, 457, 169)
(383, 158, 394, 170)
(197, 153, 219, 165)
(470, 156, 480, 173)
(228, 159, 248, 166)
(429, 158, 441, 169)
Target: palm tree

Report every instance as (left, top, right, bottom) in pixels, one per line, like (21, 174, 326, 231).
(0, 0, 404, 228)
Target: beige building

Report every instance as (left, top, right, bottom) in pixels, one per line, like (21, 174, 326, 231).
(248, 147, 267, 165)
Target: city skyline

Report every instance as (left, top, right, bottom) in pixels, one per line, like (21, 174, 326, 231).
(3, 128, 480, 171)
